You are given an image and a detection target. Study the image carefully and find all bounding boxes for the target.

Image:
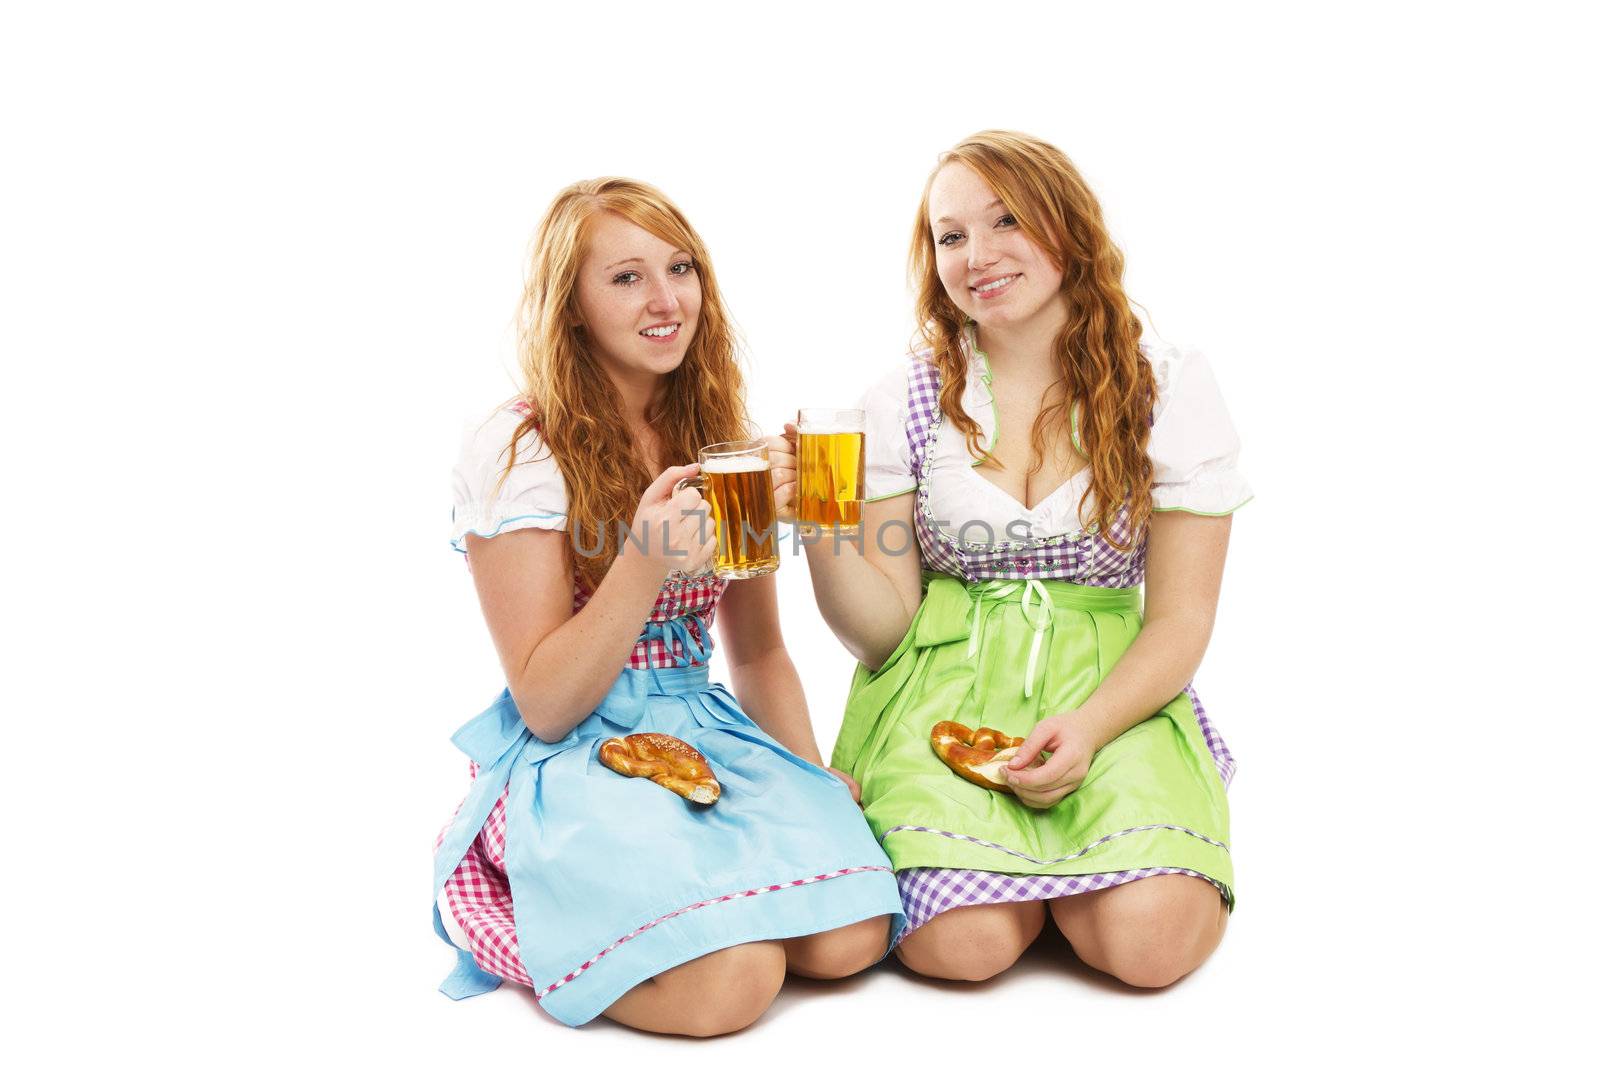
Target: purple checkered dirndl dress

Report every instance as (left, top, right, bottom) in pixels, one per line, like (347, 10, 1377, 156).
(888, 354, 1239, 942)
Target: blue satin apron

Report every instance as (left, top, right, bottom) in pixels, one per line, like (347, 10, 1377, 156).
(432, 621, 904, 1026)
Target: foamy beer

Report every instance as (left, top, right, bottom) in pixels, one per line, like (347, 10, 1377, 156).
(797, 408, 866, 528)
(674, 440, 780, 579)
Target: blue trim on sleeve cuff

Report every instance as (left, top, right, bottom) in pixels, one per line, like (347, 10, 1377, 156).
(451, 512, 566, 552)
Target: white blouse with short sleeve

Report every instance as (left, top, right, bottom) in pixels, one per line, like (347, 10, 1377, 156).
(857, 340, 1251, 543)
(859, 360, 917, 504)
(450, 403, 568, 551)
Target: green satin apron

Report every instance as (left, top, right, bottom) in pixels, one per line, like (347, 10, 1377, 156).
(831, 573, 1233, 902)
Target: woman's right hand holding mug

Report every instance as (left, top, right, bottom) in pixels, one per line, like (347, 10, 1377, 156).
(630, 463, 717, 576)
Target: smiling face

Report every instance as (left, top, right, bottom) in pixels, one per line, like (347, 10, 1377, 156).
(927, 162, 1067, 337)
(574, 211, 702, 389)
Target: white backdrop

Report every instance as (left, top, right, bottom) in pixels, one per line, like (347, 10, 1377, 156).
(5, 1, 1595, 1062)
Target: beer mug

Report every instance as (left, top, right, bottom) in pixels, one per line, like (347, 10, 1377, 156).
(797, 408, 866, 528)
(673, 439, 780, 579)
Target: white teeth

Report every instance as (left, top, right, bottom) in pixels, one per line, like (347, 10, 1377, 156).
(641, 324, 679, 337)
(976, 276, 1016, 293)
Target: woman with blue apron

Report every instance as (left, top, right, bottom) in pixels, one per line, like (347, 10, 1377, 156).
(433, 178, 901, 1033)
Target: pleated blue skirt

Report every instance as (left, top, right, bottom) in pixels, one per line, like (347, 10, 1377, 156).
(432, 664, 905, 1026)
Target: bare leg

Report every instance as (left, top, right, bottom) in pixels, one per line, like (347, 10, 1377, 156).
(784, 915, 893, 979)
(894, 900, 1046, 982)
(1049, 874, 1227, 988)
(601, 942, 787, 1036)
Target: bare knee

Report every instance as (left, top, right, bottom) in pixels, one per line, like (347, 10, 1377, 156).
(786, 915, 892, 979)
(1054, 877, 1226, 989)
(1101, 936, 1205, 988)
(895, 902, 1044, 982)
(659, 943, 787, 1036)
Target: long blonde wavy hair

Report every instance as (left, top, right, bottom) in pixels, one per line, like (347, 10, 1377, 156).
(910, 131, 1155, 549)
(502, 177, 748, 591)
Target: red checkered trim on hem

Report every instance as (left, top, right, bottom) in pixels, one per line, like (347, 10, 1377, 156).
(440, 781, 890, 998)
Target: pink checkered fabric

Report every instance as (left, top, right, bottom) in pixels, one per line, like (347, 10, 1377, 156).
(436, 768, 530, 986)
(892, 351, 1237, 933)
(437, 767, 892, 994)
(457, 402, 726, 672)
(571, 572, 726, 669)
(439, 516, 743, 988)
(457, 563, 721, 670)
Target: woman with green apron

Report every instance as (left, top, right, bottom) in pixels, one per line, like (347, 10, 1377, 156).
(789, 131, 1250, 988)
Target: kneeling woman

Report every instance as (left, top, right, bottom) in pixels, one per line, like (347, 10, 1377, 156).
(432, 178, 901, 1034)
(800, 131, 1248, 989)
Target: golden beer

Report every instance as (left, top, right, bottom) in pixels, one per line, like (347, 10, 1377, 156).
(798, 409, 866, 528)
(702, 455, 780, 578)
(675, 440, 780, 579)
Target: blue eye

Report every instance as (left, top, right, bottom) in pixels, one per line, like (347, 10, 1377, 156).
(937, 231, 965, 248)
(997, 214, 1017, 228)
(613, 271, 640, 285)
(670, 260, 695, 275)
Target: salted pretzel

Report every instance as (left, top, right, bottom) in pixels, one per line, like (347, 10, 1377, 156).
(929, 720, 1037, 794)
(599, 732, 721, 805)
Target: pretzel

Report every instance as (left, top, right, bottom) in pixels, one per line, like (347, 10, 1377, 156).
(599, 732, 721, 805)
(929, 720, 1036, 794)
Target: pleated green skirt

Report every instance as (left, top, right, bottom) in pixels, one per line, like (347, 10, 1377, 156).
(830, 573, 1233, 903)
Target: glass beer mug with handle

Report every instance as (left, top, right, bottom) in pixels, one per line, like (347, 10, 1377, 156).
(673, 439, 781, 579)
(797, 408, 866, 529)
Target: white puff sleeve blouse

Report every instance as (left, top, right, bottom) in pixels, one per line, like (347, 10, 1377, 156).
(858, 360, 916, 502)
(853, 341, 1250, 540)
(1146, 345, 1253, 516)
(450, 404, 569, 551)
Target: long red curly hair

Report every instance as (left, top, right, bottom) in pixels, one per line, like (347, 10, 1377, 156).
(910, 131, 1154, 549)
(501, 177, 749, 590)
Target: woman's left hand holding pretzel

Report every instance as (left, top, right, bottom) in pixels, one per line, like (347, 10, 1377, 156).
(1004, 714, 1095, 809)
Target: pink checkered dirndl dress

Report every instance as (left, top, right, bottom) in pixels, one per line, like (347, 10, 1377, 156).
(433, 575, 723, 989)
(435, 404, 904, 1025)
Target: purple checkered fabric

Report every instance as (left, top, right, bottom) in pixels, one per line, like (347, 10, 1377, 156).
(1187, 684, 1236, 787)
(896, 866, 1225, 942)
(906, 355, 1147, 586)
(882, 821, 1231, 861)
(891, 351, 1237, 938)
